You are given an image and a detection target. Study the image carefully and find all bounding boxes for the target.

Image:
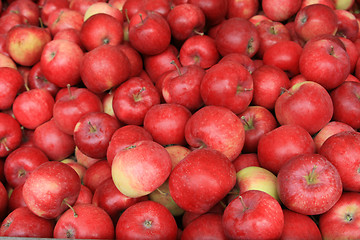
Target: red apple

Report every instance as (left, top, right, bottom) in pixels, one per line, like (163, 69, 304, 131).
(226, 0, 259, 19)
(74, 147, 102, 169)
(80, 13, 123, 51)
(251, 64, 290, 111)
(40, 39, 84, 88)
(143, 103, 191, 146)
(4, 146, 49, 189)
(33, 119, 75, 161)
(335, 9, 359, 41)
(188, 0, 228, 26)
(232, 153, 260, 172)
(169, 148, 236, 214)
(218, 52, 256, 74)
(27, 62, 59, 98)
(0, 12, 27, 36)
(0, 67, 24, 110)
(73, 112, 121, 159)
(80, 44, 131, 94)
(61, 159, 87, 182)
(277, 153, 343, 215)
(0, 112, 22, 158)
(39, 0, 69, 27)
(2, 0, 40, 26)
(339, 37, 359, 74)
(257, 124, 316, 174)
(111, 140, 172, 198)
(53, 28, 84, 50)
(74, 185, 93, 205)
(8, 184, 27, 212)
(200, 61, 253, 114)
(280, 209, 322, 240)
(262, 0, 302, 21)
(0, 207, 55, 238)
(112, 77, 161, 125)
(6, 25, 51, 67)
(115, 200, 178, 239)
(83, 160, 111, 193)
(238, 105, 278, 153)
(47, 8, 83, 36)
(319, 192, 360, 240)
(222, 190, 284, 239)
(12, 88, 54, 130)
(83, 2, 123, 22)
(117, 43, 143, 78)
(53, 203, 114, 239)
(22, 161, 81, 219)
(275, 81, 334, 135)
(185, 105, 245, 161)
(319, 131, 360, 192)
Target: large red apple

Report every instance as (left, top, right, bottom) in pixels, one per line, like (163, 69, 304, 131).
(169, 148, 236, 214)
(262, 0, 302, 22)
(0, 67, 24, 111)
(0, 112, 22, 158)
(22, 161, 81, 219)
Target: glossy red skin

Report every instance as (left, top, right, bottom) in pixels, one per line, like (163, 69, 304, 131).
(319, 131, 360, 192)
(188, 0, 227, 26)
(92, 178, 141, 222)
(12, 89, 54, 130)
(4, 146, 49, 188)
(47, 8, 83, 36)
(112, 77, 160, 125)
(53, 87, 103, 135)
(75, 147, 102, 169)
(161, 64, 205, 112)
(143, 44, 180, 83)
(0, 207, 55, 238)
(280, 209, 322, 240)
(319, 192, 360, 240)
(40, 39, 84, 88)
(128, 11, 171, 56)
(143, 103, 191, 146)
(251, 65, 290, 111)
(69, 0, 105, 16)
(122, 0, 144, 20)
(22, 161, 81, 219)
(53, 28, 84, 50)
(83, 160, 111, 193)
(218, 52, 256, 73)
(0, 113, 22, 158)
(0, 12, 27, 36)
(340, 37, 359, 74)
(185, 105, 245, 161)
(106, 125, 153, 166)
(74, 112, 121, 159)
(33, 119, 75, 161)
(0, 181, 7, 221)
(257, 124, 316, 174)
(80, 13, 123, 51)
(181, 202, 224, 228)
(300, 0, 335, 9)
(277, 153, 342, 215)
(232, 153, 260, 172)
(215, 17, 260, 57)
(117, 43, 143, 78)
(181, 213, 227, 240)
(179, 34, 220, 69)
(227, 0, 259, 19)
(116, 201, 178, 239)
(0, 67, 23, 110)
(262, 0, 301, 21)
(200, 61, 253, 114)
(167, 3, 205, 41)
(255, 20, 291, 58)
(314, 121, 355, 151)
(5, 25, 51, 67)
(80, 44, 131, 94)
(54, 204, 114, 239)
(27, 62, 59, 97)
(142, 0, 172, 18)
(330, 81, 360, 129)
(263, 40, 303, 78)
(74, 185, 93, 205)
(222, 190, 284, 240)
(169, 148, 236, 214)
(238, 106, 278, 153)
(300, 37, 350, 89)
(335, 9, 359, 42)
(275, 81, 334, 135)
(294, 4, 338, 42)
(2, 0, 39, 26)
(39, 0, 69, 26)
(8, 184, 27, 212)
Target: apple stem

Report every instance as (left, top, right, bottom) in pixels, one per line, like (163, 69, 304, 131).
(125, 145, 137, 150)
(240, 116, 253, 130)
(156, 188, 168, 196)
(18, 169, 26, 178)
(280, 87, 292, 96)
(67, 84, 73, 99)
(238, 196, 248, 212)
(307, 165, 318, 184)
(1, 139, 9, 152)
(236, 85, 253, 94)
(139, 13, 144, 24)
(170, 60, 182, 76)
(219, 200, 227, 209)
(269, 26, 277, 35)
(24, 83, 30, 92)
(193, 29, 204, 36)
(63, 200, 78, 218)
(247, 37, 255, 55)
(133, 87, 146, 102)
(124, 9, 130, 24)
(39, 17, 44, 28)
(88, 121, 97, 133)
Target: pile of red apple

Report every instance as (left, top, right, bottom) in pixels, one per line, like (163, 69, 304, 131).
(1, 0, 360, 239)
